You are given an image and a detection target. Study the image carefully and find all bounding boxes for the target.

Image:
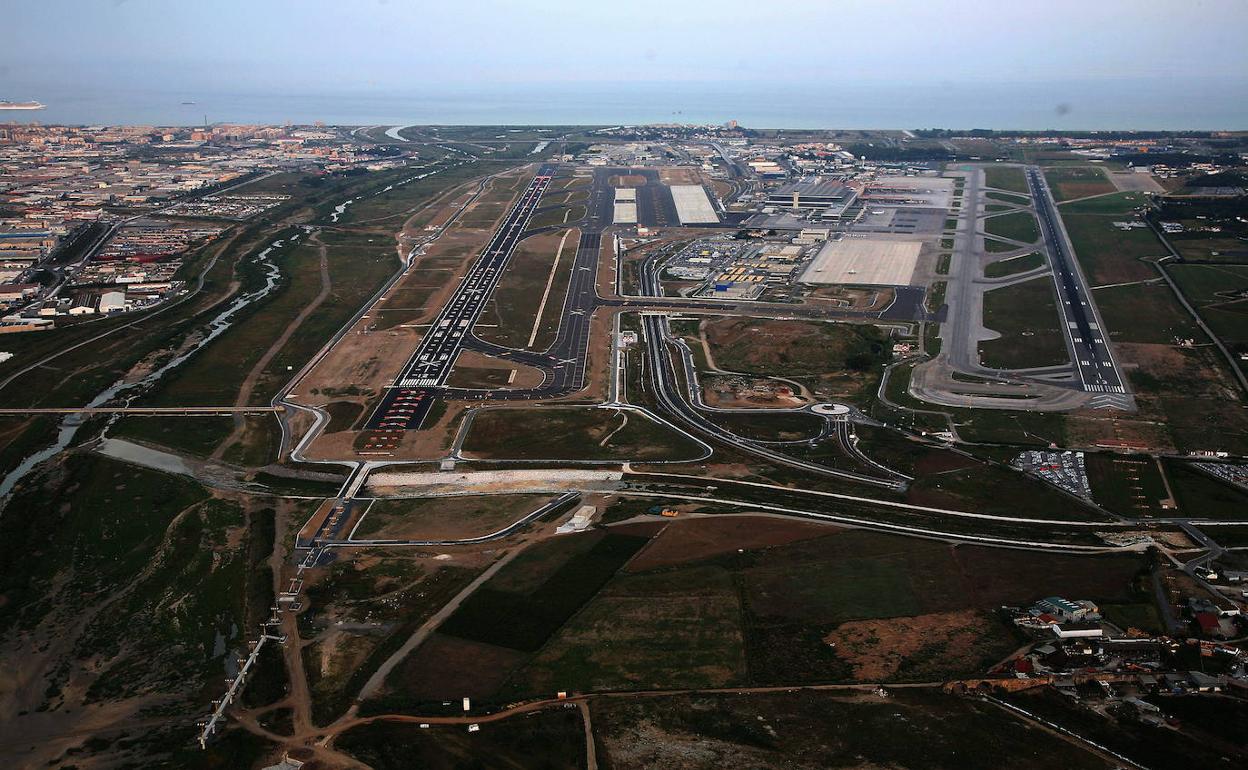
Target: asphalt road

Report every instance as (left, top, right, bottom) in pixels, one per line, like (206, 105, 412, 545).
(641, 312, 905, 490)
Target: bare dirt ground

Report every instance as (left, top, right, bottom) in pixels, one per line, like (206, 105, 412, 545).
(701, 374, 811, 409)
(626, 515, 837, 571)
(445, 349, 546, 389)
(823, 610, 997, 680)
(804, 285, 896, 311)
(366, 469, 623, 497)
(608, 174, 648, 188)
(1062, 412, 1174, 453)
(657, 168, 701, 185)
(1109, 171, 1164, 193)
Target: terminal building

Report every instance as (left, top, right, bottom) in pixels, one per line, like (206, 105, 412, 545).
(764, 176, 859, 219)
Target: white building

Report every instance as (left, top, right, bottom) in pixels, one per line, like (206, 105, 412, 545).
(99, 290, 126, 313)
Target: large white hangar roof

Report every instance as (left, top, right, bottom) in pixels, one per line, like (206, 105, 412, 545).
(670, 185, 718, 224)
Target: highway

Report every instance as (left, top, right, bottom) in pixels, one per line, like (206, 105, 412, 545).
(641, 313, 905, 490)
(1027, 166, 1128, 397)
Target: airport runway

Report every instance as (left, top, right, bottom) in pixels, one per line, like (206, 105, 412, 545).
(1027, 166, 1129, 398)
(363, 164, 555, 433)
(363, 163, 936, 439)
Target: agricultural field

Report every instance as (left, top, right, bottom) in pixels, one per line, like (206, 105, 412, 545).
(1085, 452, 1173, 518)
(591, 688, 1115, 770)
(1044, 166, 1116, 201)
(364, 518, 1149, 713)
(978, 277, 1068, 369)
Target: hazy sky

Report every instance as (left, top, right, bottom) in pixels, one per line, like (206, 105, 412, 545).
(5, 0, 1247, 93)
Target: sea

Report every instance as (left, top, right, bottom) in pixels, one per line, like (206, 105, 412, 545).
(3, 79, 1247, 130)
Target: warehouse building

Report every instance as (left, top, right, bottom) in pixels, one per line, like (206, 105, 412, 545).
(98, 290, 127, 313)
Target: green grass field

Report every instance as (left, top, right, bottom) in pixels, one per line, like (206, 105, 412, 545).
(701, 318, 888, 403)
(983, 237, 1020, 253)
(1168, 264, 1248, 373)
(983, 166, 1028, 193)
(108, 416, 235, 458)
(984, 252, 1044, 278)
(709, 410, 826, 442)
(1061, 213, 1167, 285)
(978, 278, 1069, 369)
(983, 210, 1040, 243)
(475, 228, 575, 350)
(461, 407, 705, 461)
(1093, 282, 1203, 345)
(1044, 166, 1116, 201)
(985, 190, 1030, 205)
(1164, 460, 1248, 520)
(1059, 191, 1147, 215)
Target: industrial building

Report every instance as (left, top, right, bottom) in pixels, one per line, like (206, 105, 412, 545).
(765, 176, 859, 219)
(98, 290, 126, 314)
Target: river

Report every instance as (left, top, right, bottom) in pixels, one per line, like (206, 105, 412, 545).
(0, 232, 296, 505)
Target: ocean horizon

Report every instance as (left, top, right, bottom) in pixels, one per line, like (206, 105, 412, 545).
(4, 79, 1247, 130)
